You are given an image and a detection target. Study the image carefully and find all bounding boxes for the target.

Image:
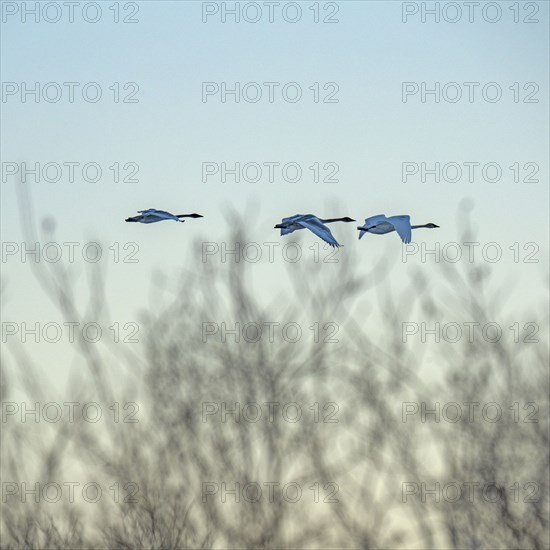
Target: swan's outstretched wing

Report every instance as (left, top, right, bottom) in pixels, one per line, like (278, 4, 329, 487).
(364, 214, 387, 227)
(298, 218, 340, 247)
(280, 227, 295, 236)
(145, 210, 180, 221)
(388, 215, 411, 243)
(281, 214, 305, 225)
(358, 214, 387, 239)
(138, 208, 176, 218)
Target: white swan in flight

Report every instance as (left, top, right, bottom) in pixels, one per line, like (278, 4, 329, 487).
(357, 215, 439, 243)
(275, 214, 355, 248)
(125, 209, 203, 224)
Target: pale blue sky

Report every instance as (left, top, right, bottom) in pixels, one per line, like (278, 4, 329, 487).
(1, 1, 548, 373)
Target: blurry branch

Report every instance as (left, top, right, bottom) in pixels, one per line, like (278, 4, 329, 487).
(1, 195, 548, 549)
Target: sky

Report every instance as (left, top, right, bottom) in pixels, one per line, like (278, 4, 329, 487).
(1, 3, 549, 547)
(1, 0, 549, 387)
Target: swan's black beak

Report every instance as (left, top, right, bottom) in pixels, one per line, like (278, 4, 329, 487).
(125, 218, 136, 222)
(356, 226, 365, 231)
(274, 224, 283, 229)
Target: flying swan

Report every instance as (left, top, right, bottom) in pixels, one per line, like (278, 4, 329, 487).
(275, 214, 355, 248)
(125, 209, 203, 224)
(357, 215, 439, 243)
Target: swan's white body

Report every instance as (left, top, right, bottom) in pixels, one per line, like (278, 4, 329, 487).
(357, 215, 438, 244)
(275, 214, 355, 248)
(126, 209, 203, 224)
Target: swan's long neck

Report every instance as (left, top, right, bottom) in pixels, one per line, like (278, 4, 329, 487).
(322, 217, 347, 224)
(411, 223, 433, 229)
